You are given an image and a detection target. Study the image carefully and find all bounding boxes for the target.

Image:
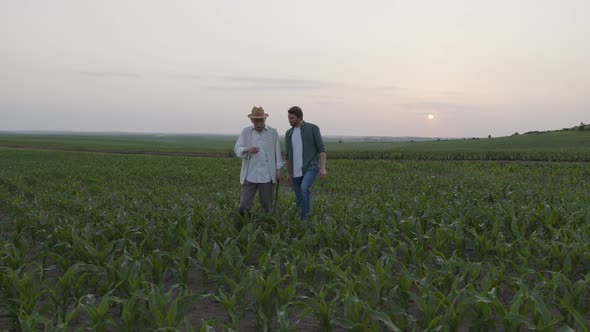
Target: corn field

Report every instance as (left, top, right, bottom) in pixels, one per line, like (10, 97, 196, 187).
(1, 149, 589, 331)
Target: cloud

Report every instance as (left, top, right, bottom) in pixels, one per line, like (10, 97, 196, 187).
(361, 85, 404, 92)
(78, 71, 142, 79)
(392, 101, 488, 114)
(155, 73, 204, 80)
(144, 72, 340, 91)
(74, 68, 347, 91)
(205, 76, 334, 91)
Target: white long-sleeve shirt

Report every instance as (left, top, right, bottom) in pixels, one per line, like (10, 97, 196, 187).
(234, 126, 283, 184)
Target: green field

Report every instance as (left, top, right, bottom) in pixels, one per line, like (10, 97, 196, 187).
(329, 130, 590, 153)
(1, 129, 589, 161)
(0, 133, 237, 154)
(1, 148, 589, 330)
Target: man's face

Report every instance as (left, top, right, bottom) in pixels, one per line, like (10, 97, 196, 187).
(288, 114, 302, 127)
(251, 118, 266, 132)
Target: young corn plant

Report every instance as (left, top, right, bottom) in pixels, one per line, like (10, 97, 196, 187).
(0, 264, 46, 330)
(117, 290, 148, 332)
(331, 291, 376, 331)
(115, 256, 146, 297)
(173, 242, 196, 285)
(147, 250, 167, 284)
(74, 237, 124, 266)
(504, 281, 555, 331)
(305, 288, 339, 332)
(410, 281, 446, 330)
(79, 293, 117, 332)
(246, 264, 285, 331)
(218, 239, 246, 283)
(1, 241, 27, 270)
(462, 287, 502, 330)
(17, 311, 72, 332)
(276, 307, 295, 332)
(199, 318, 216, 332)
(273, 262, 302, 331)
(237, 222, 263, 265)
(141, 284, 196, 330)
(205, 277, 248, 330)
(549, 272, 589, 331)
(193, 231, 223, 284)
(47, 262, 89, 323)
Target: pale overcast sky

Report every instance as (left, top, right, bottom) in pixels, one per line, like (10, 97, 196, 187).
(1, 0, 589, 137)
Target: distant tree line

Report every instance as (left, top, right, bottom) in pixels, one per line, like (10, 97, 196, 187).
(513, 122, 588, 136)
(562, 122, 589, 131)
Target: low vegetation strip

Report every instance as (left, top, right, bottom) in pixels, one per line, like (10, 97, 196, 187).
(2, 144, 589, 162)
(1, 129, 589, 161)
(0, 145, 231, 158)
(329, 150, 590, 161)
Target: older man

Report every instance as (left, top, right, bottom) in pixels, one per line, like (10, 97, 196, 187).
(234, 106, 283, 216)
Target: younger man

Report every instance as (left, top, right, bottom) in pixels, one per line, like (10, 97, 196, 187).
(284, 106, 327, 220)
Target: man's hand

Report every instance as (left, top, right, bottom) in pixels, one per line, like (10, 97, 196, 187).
(319, 168, 327, 178)
(246, 147, 259, 154)
(276, 169, 282, 183)
(286, 175, 293, 187)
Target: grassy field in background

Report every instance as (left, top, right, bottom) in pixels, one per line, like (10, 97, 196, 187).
(1, 130, 589, 161)
(330, 130, 590, 152)
(0, 133, 237, 153)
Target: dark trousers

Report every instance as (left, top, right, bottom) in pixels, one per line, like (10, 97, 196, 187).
(239, 180, 274, 213)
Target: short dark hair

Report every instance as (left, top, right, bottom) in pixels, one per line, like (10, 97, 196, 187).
(287, 106, 303, 119)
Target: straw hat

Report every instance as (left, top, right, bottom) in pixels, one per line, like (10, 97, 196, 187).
(248, 106, 269, 119)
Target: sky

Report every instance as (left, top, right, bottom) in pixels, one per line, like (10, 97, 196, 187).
(1, 0, 589, 138)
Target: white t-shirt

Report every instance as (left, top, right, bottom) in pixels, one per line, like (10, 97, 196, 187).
(292, 127, 303, 177)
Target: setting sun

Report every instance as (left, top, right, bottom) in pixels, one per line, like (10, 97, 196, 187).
(428, 114, 435, 120)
